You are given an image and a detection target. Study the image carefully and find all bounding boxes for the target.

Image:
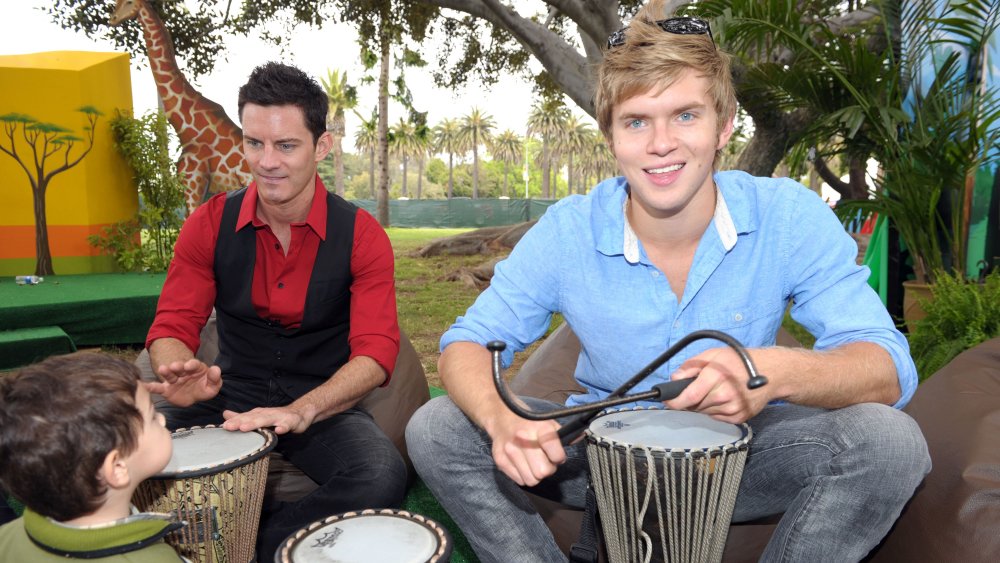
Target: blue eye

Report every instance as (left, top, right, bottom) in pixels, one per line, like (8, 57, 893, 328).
(279, 143, 295, 151)
(628, 118, 644, 129)
(678, 112, 694, 122)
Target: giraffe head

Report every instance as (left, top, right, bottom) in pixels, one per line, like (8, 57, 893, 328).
(109, 0, 141, 26)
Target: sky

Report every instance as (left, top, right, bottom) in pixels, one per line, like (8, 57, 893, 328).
(1, 0, 561, 148)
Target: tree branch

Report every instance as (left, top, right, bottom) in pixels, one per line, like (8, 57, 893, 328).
(811, 153, 850, 194)
(419, 0, 600, 115)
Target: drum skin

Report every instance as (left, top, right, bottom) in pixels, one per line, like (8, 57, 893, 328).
(133, 425, 277, 563)
(275, 509, 452, 563)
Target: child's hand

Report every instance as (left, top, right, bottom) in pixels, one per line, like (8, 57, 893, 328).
(147, 359, 222, 406)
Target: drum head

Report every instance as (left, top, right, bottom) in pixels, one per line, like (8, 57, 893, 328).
(588, 408, 746, 449)
(287, 513, 441, 563)
(160, 426, 267, 475)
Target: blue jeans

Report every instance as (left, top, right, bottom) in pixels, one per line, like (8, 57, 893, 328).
(157, 372, 408, 561)
(405, 396, 930, 563)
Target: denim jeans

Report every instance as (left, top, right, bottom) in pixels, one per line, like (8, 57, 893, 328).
(157, 372, 408, 561)
(406, 396, 930, 563)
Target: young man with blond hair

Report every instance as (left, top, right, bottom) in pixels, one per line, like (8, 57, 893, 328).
(406, 1, 930, 561)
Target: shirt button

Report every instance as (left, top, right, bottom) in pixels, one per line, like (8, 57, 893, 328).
(277, 282, 284, 289)
(274, 243, 280, 250)
(734, 313, 744, 322)
(651, 271, 659, 277)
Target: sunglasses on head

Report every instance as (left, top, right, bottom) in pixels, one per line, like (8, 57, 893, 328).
(607, 16, 713, 49)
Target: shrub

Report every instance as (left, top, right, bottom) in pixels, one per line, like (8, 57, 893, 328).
(908, 269, 1000, 381)
(90, 110, 185, 272)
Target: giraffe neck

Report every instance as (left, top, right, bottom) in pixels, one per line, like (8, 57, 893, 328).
(135, 1, 205, 131)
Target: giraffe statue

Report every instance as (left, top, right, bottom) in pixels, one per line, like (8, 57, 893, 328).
(110, 0, 252, 213)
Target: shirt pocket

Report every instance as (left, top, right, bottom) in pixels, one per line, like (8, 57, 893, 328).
(691, 298, 786, 347)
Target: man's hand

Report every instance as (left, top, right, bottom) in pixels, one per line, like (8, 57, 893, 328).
(146, 359, 222, 407)
(663, 346, 771, 424)
(486, 412, 566, 487)
(221, 405, 315, 435)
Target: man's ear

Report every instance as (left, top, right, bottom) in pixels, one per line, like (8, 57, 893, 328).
(716, 113, 736, 150)
(314, 131, 334, 162)
(100, 450, 132, 491)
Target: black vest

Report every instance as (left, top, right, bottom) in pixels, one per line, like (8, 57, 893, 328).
(213, 187, 357, 399)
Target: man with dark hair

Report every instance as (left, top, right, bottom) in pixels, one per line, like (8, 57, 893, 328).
(146, 62, 406, 558)
(0, 352, 180, 562)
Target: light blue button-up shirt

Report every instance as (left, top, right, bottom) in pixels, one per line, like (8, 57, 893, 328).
(441, 170, 917, 409)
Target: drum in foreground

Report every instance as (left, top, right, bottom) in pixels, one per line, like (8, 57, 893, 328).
(134, 425, 277, 563)
(274, 508, 452, 563)
(586, 407, 752, 563)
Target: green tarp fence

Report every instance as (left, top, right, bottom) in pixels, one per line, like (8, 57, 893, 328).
(349, 198, 558, 228)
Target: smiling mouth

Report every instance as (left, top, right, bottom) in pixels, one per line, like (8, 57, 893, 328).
(645, 164, 683, 174)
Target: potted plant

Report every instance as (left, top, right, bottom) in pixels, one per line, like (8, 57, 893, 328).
(835, 0, 1000, 285)
(805, 0, 1000, 334)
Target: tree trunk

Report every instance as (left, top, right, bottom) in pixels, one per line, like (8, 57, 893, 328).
(368, 150, 375, 198)
(541, 140, 551, 198)
(376, 25, 391, 227)
(447, 152, 454, 198)
(417, 158, 424, 199)
(333, 113, 346, 197)
(32, 184, 54, 276)
(401, 156, 409, 198)
(503, 162, 509, 197)
(734, 122, 790, 177)
(472, 135, 480, 199)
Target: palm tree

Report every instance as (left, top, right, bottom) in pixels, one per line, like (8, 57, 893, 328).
(353, 110, 378, 199)
(489, 130, 522, 198)
(578, 130, 617, 192)
(527, 99, 570, 198)
(561, 115, 593, 196)
(413, 121, 432, 199)
(390, 118, 418, 198)
(460, 108, 496, 198)
(320, 69, 357, 197)
(433, 118, 464, 199)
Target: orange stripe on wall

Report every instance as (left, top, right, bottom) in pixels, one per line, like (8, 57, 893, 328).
(0, 224, 125, 259)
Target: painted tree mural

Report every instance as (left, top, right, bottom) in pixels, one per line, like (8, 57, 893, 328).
(0, 107, 102, 276)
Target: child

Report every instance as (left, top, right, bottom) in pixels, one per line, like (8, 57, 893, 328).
(0, 352, 183, 561)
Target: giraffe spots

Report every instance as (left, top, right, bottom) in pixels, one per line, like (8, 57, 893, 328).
(193, 112, 209, 131)
(226, 152, 245, 171)
(216, 137, 234, 155)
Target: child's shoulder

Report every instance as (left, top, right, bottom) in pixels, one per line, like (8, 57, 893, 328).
(1, 511, 184, 562)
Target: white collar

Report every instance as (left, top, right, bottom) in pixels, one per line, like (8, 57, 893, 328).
(622, 186, 737, 264)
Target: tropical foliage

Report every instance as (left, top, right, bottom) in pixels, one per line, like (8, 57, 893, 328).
(90, 110, 185, 272)
(908, 269, 1000, 380)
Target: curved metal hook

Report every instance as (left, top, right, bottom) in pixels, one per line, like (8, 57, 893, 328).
(488, 329, 768, 444)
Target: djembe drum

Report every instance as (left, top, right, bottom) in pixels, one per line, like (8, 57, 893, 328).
(274, 508, 452, 563)
(586, 407, 752, 563)
(134, 425, 277, 563)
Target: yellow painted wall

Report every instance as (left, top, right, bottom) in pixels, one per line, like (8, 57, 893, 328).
(0, 51, 136, 274)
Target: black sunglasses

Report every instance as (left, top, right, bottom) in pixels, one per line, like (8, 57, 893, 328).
(607, 17, 713, 49)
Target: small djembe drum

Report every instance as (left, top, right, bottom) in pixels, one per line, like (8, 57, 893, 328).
(134, 425, 277, 563)
(274, 508, 452, 563)
(586, 407, 752, 563)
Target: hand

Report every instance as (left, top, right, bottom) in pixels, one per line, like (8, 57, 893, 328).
(221, 405, 314, 435)
(663, 346, 770, 424)
(146, 359, 222, 407)
(487, 412, 565, 487)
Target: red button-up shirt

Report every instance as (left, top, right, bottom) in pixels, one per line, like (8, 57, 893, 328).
(147, 176, 399, 377)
